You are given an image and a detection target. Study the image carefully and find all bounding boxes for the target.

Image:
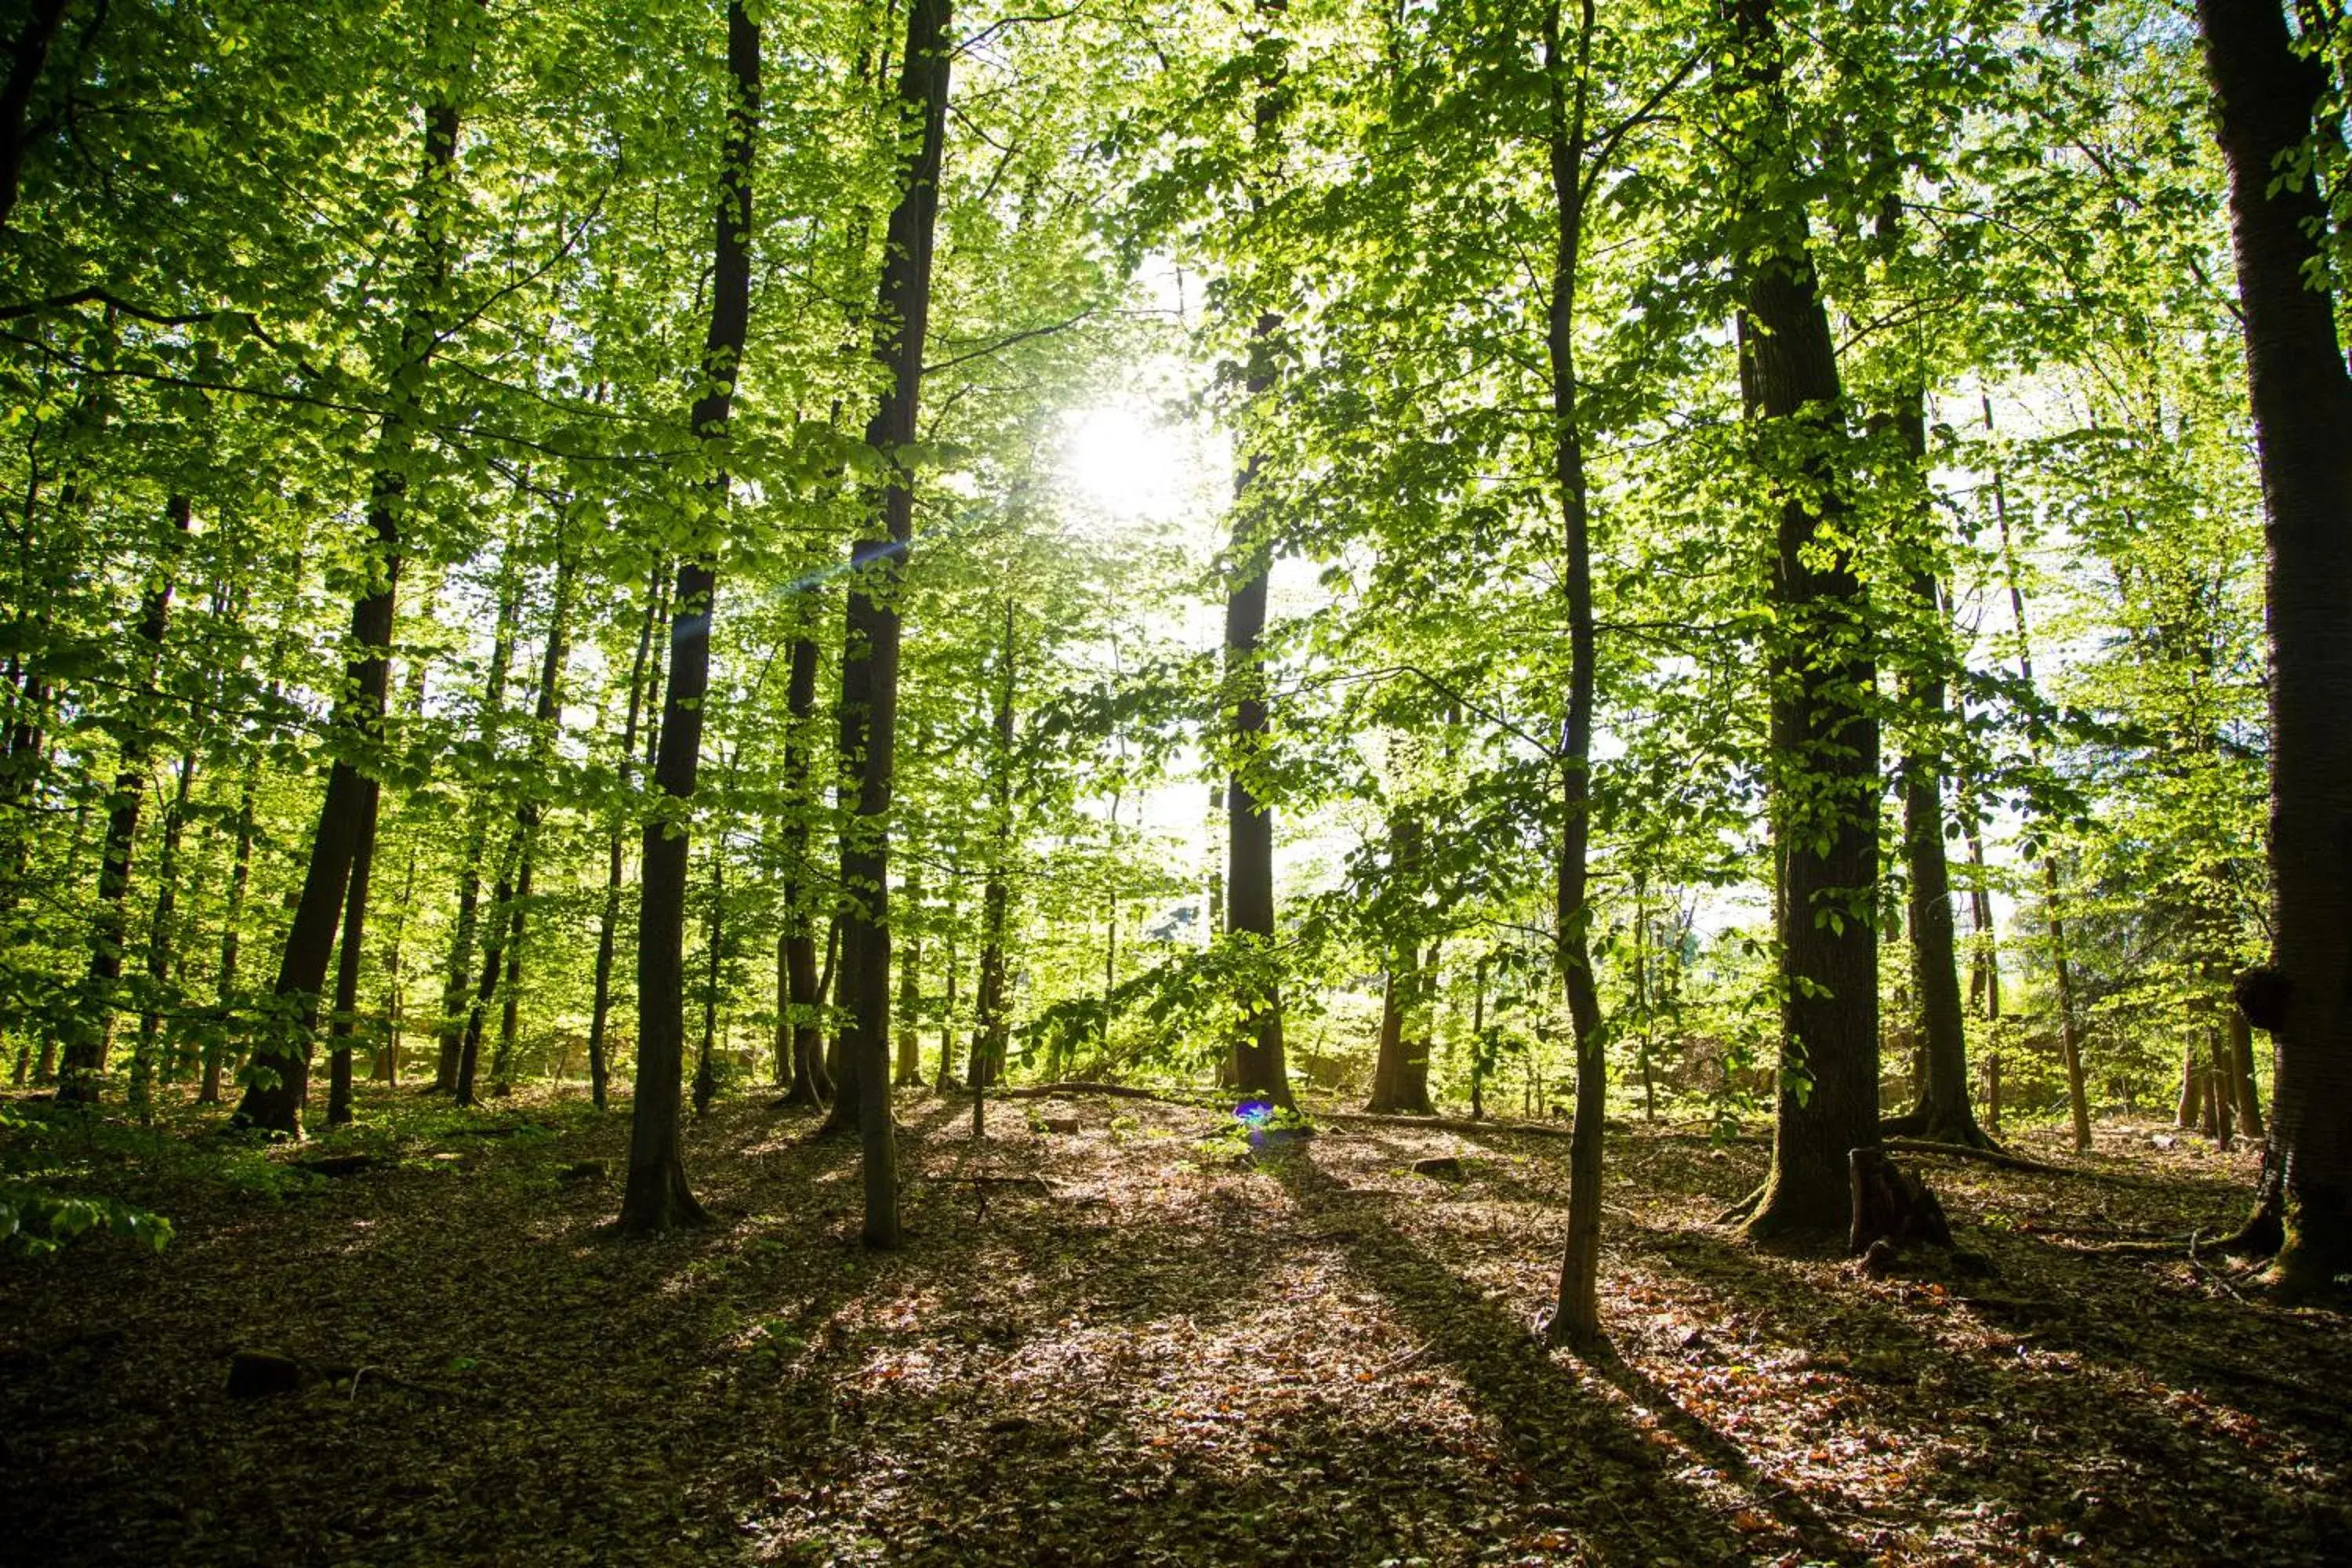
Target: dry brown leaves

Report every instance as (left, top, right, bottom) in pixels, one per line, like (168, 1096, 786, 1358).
(0, 1091, 2342, 1566)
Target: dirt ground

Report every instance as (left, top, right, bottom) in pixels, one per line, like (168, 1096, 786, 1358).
(2, 1087, 2343, 1566)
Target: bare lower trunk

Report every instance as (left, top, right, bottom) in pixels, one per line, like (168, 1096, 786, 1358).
(621, 0, 761, 1233)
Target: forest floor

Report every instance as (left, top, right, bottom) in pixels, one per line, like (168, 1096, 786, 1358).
(1, 1085, 2343, 1567)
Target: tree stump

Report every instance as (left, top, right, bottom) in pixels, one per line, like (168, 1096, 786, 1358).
(1849, 1147, 1952, 1261)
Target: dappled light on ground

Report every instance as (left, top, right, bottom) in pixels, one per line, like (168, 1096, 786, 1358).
(1, 1088, 2341, 1565)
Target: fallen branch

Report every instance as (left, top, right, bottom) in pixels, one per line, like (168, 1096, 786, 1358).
(1883, 1138, 2078, 1177)
(1324, 1111, 1573, 1142)
(998, 1082, 1196, 1105)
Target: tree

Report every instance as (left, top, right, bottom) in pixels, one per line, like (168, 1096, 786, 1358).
(619, 0, 760, 1236)
(2196, 0, 2352, 1293)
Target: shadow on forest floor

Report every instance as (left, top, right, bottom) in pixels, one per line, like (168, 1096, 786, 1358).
(0, 1086, 2345, 1566)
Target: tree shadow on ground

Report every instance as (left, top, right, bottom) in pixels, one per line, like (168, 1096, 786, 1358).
(1261, 1140, 1868, 1566)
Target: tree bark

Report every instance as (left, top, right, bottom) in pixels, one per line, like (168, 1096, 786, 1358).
(0, 0, 68, 237)
(1367, 811, 1435, 1116)
(324, 779, 379, 1127)
(2198, 0, 2352, 1293)
(588, 566, 666, 1112)
(237, 93, 461, 1136)
(779, 626, 829, 1106)
(434, 557, 521, 1094)
(1535, 0, 1609, 1345)
(619, 0, 760, 1233)
(60, 493, 190, 1104)
(488, 548, 575, 1096)
(1730, 0, 1879, 1240)
(970, 601, 1016, 1094)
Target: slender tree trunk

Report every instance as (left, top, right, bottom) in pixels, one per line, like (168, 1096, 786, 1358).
(129, 748, 196, 1116)
(376, 844, 416, 1084)
(693, 848, 725, 1116)
(1537, 0, 1609, 1344)
(1368, 811, 1435, 1115)
(1728, 0, 1879, 1240)
(589, 568, 666, 1112)
(202, 742, 262, 1104)
(935, 883, 960, 1091)
(970, 601, 1015, 1094)
(489, 550, 574, 1096)
(619, 0, 758, 1232)
(60, 493, 189, 1105)
(434, 564, 520, 1095)
(778, 626, 829, 1106)
(826, 0, 949, 1250)
(895, 862, 924, 1085)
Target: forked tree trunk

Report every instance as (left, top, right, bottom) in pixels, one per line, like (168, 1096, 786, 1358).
(619, 0, 760, 1233)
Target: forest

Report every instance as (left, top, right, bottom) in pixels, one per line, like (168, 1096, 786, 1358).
(1, 0, 2347, 1561)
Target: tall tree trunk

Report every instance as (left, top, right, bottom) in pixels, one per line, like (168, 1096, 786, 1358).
(588, 567, 666, 1112)
(779, 626, 829, 1106)
(60, 492, 189, 1104)
(237, 92, 462, 1136)
(2198, 0, 2352, 1292)
(826, 0, 949, 1250)
(488, 550, 575, 1096)
(435, 557, 521, 1095)
(2229, 1008, 2266, 1138)
(895, 862, 924, 1086)
(1727, 0, 1879, 1240)
(1222, 16, 1294, 1112)
(1537, 0, 1609, 1345)
(970, 601, 1015, 1094)
(1991, 453, 2093, 1150)
(693, 848, 725, 1116)
(129, 748, 196, 1116)
(376, 843, 416, 1084)
(619, 1, 758, 1233)
(202, 731, 263, 1105)
(1367, 811, 1435, 1116)
(324, 781, 379, 1127)
(0, 0, 68, 237)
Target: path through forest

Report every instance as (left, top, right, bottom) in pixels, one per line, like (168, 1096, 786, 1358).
(1, 1091, 2340, 1566)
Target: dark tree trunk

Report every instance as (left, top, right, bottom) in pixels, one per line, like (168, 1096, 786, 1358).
(376, 844, 416, 1084)
(779, 627, 829, 1106)
(895, 862, 924, 1086)
(324, 780, 379, 1128)
(1367, 812, 1435, 1116)
(201, 739, 262, 1104)
(621, 2, 759, 1232)
(434, 561, 521, 1095)
(2198, 0, 2352, 1293)
(60, 493, 189, 1105)
(130, 749, 196, 1112)
(826, 0, 949, 1247)
(588, 567, 666, 1112)
(1729, 0, 1878, 1240)
(970, 601, 1016, 1095)
(238, 97, 460, 1136)
(1884, 470, 1987, 1146)
(1535, 0, 1609, 1346)
(488, 550, 574, 1096)
(0, 0, 67, 236)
